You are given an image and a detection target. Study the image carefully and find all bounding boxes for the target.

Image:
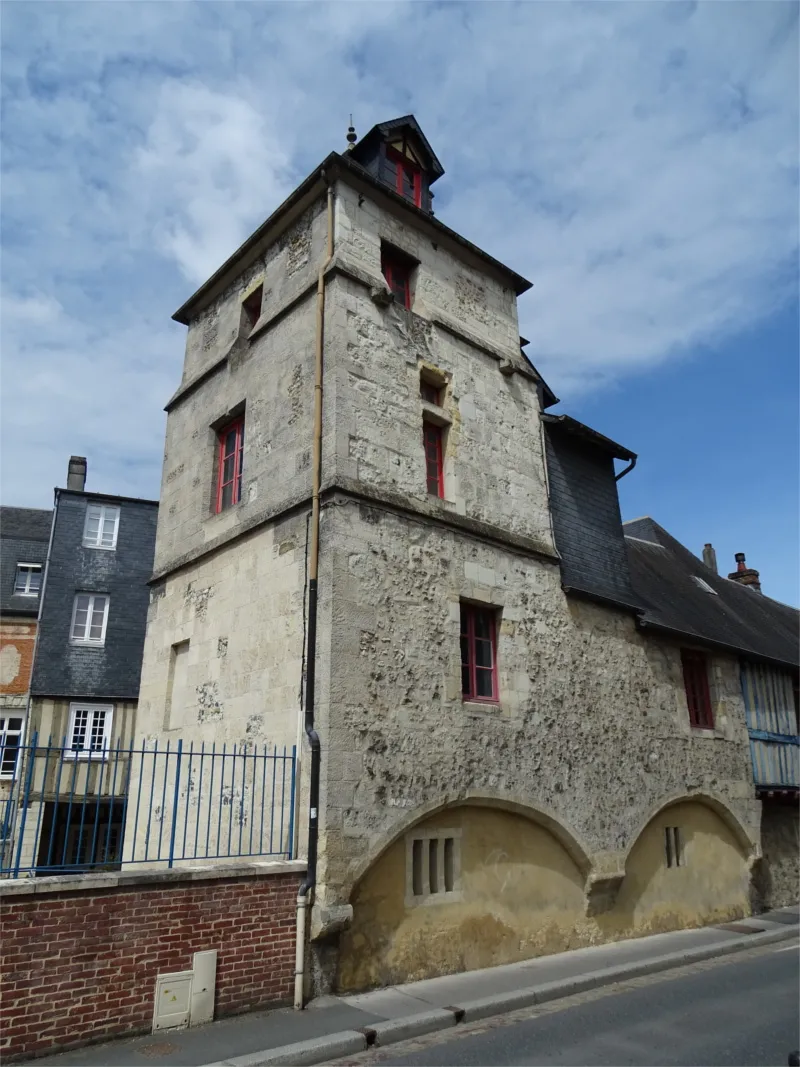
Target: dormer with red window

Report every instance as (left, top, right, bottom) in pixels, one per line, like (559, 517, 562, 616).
(349, 115, 444, 215)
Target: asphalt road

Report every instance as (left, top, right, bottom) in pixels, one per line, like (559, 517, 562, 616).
(335, 943, 800, 1067)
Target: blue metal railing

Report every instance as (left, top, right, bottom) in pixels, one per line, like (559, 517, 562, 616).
(0, 733, 296, 878)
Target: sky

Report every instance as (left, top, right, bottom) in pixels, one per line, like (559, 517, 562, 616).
(1, 1, 798, 603)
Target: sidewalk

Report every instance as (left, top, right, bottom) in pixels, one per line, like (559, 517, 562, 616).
(36, 906, 798, 1067)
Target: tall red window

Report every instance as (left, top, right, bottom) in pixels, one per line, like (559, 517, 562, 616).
(461, 604, 498, 703)
(381, 249, 412, 309)
(387, 147, 422, 207)
(681, 649, 713, 729)
(423, 420, 444, 498)
(216, 417, 245, 512)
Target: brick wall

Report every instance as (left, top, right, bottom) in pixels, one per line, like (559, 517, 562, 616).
(0, 862, 304, 1062)
(0, 620, 37, 696)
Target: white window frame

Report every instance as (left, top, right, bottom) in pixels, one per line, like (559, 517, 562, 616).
(83, 504, 120, 550)
(13, 563, 42, 596)
(0, 715, 25, 779)
(65, 703, 113, 760)
(70, 593, 110, 646)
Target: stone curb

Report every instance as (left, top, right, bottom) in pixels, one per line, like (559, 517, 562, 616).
(204, 925, 798, 1067)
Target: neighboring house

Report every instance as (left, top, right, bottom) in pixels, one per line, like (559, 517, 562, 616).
(0, 506, 52, 854)
(132, 114, 799, 996)
(9, 457, 158, 873)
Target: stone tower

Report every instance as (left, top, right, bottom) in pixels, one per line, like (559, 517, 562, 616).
(135, 116, 763, 997)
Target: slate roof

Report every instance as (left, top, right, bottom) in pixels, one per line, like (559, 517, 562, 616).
(0, 507, 53, 617)
(624, 517, 799, 670)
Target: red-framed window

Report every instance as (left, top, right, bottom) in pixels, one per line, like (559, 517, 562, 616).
(381, 250, 412, 309)
(461, 604, 498, 703)
(420, 379, 442, 406)
(216, 417, 245, 512)
(681, 649, 713, 729)
(423, 420, 444, 498)
(387, 146, 422, 207)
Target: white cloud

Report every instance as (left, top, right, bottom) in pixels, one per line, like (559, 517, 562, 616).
(1, 0, 797, 504)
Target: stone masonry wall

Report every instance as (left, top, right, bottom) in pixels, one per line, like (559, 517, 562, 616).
(758, 803, 799, 909)
(0, 864, 303, 1063)
(314, 502, 760, 913)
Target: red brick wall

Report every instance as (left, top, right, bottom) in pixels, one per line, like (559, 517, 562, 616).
(0, 619, 37, 696)
(0, 868, 303, 1062)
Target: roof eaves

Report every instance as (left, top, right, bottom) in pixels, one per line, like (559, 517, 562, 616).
(542, 414, 636, 462)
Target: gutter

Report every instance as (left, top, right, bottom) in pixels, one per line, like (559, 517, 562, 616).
(635, 616, 800, 673)
(295, 175, 335, 1011)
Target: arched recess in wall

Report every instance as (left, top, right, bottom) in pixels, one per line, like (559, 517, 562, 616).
(346, 789, 594, 893)
(602, 791, 754, 940)
(622, 790, 756, 870)
(338, 795, 596, 994)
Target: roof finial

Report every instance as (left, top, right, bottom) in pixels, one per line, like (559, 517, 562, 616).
(346, 114, 357, 150)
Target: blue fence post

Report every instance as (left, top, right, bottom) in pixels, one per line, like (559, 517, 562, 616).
(12, 731, 39, 877)
(287, 746, 297, 858)
(167, 739, 183, 869)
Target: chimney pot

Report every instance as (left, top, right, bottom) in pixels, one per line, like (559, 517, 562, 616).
(67, 456, 87, 492)
(702, 543, 718, 574)
(728, 552, 761, 593)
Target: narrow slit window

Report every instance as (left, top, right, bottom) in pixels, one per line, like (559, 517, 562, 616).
(216, 416, 245, 512)
(242, 284, 263, 332)
(381, 248, 413, 309)
(423, 421, 444, 498)
(444, 837, 455, 891)
(665, 826, 683, 868)
(412, 839, 423, 896)
(428, 839, 439, 893)
(420, 379, 442, 406)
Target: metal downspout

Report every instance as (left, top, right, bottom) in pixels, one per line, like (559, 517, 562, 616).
(295, 176, 335, 1010)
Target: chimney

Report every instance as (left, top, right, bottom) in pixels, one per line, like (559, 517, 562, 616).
(702, 543, 718, 574)
(727, 552, 762, 593)
(67, 456, 87, 492)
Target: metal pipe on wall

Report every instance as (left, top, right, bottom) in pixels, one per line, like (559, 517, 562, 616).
(295, 176, 335, 1011)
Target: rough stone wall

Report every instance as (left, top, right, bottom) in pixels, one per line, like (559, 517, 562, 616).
(757, 802, 799, 909)
(314, 501, 760, 918)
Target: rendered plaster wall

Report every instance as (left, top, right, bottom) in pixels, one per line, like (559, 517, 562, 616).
(337, 800, 750, 992)
(313, 501, 760, 921)
(0, 620, 36, 697)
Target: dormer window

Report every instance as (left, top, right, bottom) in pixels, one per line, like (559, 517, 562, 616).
(387, 145, 422, 207)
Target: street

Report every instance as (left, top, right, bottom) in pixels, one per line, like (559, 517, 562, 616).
(332, 943, 800, 1067)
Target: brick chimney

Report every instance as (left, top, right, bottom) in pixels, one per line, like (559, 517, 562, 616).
(702, 543, 718, 574)
(67, 456, 87, 492)
(728, 552, 761, 593)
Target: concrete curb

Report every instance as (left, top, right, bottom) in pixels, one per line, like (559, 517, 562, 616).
(205, 925, 798, 1067)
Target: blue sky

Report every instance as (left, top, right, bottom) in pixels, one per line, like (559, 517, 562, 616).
(1, 1, 798, 603)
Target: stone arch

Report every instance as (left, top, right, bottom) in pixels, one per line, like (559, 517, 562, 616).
(622, 790, 757, 870)
(346, 788, 593, 895)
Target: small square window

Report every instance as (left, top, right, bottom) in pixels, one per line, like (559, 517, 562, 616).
(66, 704, 113, 759)
(241, 284, 263, 333)
(423, 421, 445, 498)
(70, 593, 109, 645)
(381, 247, 414, 309)
(665, 826, 683, 868)
(420, 379, 442, 406)
(13, 563, 42, 596)
(0, 716, 24, 779)
(461, 604, 499, 703)
(216, 416, 245, 512)
(83, 505, 120, 550)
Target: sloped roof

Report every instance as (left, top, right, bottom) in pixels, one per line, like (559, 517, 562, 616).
(353, 115, 445, 179)
(624, 517, 799, 669)
(0, 507, 52, 617)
